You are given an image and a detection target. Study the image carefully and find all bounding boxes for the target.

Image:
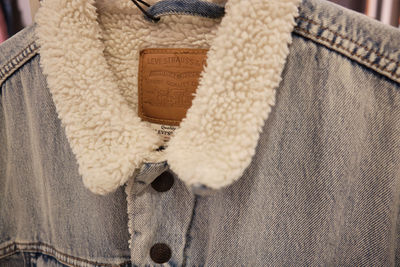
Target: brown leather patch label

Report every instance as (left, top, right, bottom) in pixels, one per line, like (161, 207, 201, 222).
(138, 48, 208, 126)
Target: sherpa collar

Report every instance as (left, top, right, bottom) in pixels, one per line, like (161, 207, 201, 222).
(34, 0, 301, 195)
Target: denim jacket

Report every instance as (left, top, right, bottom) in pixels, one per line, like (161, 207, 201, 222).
(1, 0, 400, 266)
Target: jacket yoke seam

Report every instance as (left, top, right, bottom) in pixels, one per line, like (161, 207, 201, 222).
(297, 16, 399, 67)
(294, 16, 400, 84)
(0, 42, 39, 87)
(0, 241, 131, 267)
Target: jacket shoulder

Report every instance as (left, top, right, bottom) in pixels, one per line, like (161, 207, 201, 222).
(294, 0, 400, 84)
(0, 23, 40, 87)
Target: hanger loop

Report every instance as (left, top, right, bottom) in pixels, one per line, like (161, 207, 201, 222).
(130, 0, 161, 22)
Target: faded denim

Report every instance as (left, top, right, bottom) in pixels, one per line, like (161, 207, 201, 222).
(1, 0, 400, 266)
(144, 0, 225, 21)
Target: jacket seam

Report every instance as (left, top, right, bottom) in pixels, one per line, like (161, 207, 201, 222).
(297, 16, 399, 67)
(293, 26, 400, 82)
(294, 16, 400, 83)
(2, 250, 77, 267)
(0, 41, 39, 87)
(0, 241, 131, 267)
(181, 195, 199, 267)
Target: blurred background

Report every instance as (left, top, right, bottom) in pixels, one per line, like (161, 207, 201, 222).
(0, 0, 399, 44)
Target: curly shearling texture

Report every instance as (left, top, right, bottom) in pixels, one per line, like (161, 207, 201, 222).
(34, 0, 301, 195)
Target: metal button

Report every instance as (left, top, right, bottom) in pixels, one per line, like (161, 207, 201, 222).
(150, 243, 172, 264)
(151, 171, 174, 192)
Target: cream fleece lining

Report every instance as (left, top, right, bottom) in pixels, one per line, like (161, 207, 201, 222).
(34, 0, 301, 195)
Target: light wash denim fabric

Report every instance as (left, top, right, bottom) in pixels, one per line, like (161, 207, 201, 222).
(1, 0, 400, 266)
(144, 0, 225, 21)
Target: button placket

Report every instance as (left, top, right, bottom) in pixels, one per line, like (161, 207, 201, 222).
(126, 163, 194, 266)
(149, 171, 174, 263)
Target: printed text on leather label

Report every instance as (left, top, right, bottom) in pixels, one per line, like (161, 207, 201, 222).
(138, 48, 208, 126)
